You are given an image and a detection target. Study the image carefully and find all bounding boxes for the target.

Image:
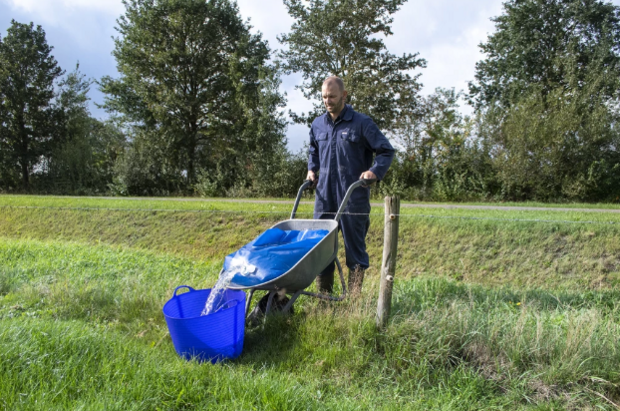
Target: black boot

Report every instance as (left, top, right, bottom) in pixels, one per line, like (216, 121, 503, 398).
(315, 270, 334, 294)
(348, 264, 365, 296)
(247, 291, 292, 326)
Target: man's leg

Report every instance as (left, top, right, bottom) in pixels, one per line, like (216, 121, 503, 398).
(315, 213, 336, 293)
(340, 213, 370, 295)
(316, 260, 335, 294)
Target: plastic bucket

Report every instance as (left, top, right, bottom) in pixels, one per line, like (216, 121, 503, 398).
(163, 285, 245, 363)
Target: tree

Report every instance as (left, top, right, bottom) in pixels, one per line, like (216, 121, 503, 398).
(101, 0, 286, 191)
(278, 0, 426, 134)
(44, 67, 126, 194)
(470, 0, 620, 109)
(470, 0, 620, 201)
(0, 20, 64, 189)
(384, 88, 493, 200)
(484, 81, 620, 201)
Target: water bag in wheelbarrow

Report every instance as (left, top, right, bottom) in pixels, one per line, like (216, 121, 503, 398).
(227, 228, 328, 287)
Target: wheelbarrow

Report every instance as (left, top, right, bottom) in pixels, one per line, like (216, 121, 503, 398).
(227, 178, 376, 319)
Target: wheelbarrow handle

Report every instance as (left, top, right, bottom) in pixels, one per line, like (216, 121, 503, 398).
(334, 178, 377, 222)
(290, 180, 313, 219)
(361, 178, 377, 187)
(291, 177, 376, 221)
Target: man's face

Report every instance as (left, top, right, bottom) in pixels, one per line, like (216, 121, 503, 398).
(322, 82, 347, 115)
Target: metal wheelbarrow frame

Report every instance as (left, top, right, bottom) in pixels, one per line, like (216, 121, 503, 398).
(227, 178, 374, 319)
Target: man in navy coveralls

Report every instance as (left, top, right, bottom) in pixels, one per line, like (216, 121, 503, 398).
(306, 76, 395, 295)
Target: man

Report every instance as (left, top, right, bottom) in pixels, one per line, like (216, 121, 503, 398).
(307, 76, 395, 295)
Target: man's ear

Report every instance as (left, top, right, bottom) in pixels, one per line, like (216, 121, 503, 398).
(343, 90, 348, 101)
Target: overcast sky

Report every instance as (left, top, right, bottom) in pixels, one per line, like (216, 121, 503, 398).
(2, 0, 619, 151)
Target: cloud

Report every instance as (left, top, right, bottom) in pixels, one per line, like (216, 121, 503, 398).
(2, 0, 123, 52)
(2, 0, 124, 22)
(385, 0, 503, 94)
(235, 0, 293, 52)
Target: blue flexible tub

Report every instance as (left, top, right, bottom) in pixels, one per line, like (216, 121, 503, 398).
(163, 286, 245, 363)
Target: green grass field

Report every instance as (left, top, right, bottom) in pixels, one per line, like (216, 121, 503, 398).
(1, 195, 620, 410)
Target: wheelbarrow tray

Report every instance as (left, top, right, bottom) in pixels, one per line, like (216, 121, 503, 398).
(227, 218, 339, 292)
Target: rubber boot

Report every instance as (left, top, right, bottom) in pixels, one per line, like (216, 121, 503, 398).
(348, 265, 365, 296)
(315, 271, 334, 294)
(247, 290, 293, 327)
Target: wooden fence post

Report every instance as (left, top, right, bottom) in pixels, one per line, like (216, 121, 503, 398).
(376, 196, 400, 329)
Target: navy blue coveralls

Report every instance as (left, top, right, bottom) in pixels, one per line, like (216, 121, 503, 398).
(308, 104, 395, 274)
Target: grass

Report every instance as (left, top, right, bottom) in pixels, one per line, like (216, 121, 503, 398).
(1, 195, 620, 409)
(3, 193, 620, 210)
(1, 196, 620, 289)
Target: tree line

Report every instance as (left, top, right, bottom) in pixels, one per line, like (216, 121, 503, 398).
(1, 0, 620, 202)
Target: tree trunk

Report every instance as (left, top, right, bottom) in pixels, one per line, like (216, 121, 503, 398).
(20, 118, 29, 190)
(21, 159, 29, 189)
(187, 129, 197, 187)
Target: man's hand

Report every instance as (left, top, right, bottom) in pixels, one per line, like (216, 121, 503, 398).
(359, 170, 377, 181)
(306, 170, 317, 188)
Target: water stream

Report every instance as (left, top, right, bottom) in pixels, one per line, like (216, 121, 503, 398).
(201, 257, 256, 316)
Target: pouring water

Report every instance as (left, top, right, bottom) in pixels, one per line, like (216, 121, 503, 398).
(201, 258, 256, 316)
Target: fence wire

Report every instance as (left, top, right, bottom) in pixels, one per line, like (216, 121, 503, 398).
(2, 204, 620, 226)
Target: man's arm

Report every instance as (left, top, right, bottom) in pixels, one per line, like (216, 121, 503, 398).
(362, 118, 395, 180)
(307, 128, 320, 183)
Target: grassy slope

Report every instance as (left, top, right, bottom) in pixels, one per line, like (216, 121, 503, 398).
(1, 195, 620, 410)
(2, 195, 620, 289)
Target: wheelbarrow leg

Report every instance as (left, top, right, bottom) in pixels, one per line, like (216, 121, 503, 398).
(248, 259, 347, 323)
(263, 290, 277, 321)
(245, 288, 256, 319)
(282, 290, 303, 313)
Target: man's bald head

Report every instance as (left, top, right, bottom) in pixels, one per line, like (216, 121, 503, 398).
(323, 76, 345, 92)
(322, 76, 348, 120)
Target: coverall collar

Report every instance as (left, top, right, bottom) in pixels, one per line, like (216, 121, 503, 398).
(326, 104, 354, 126)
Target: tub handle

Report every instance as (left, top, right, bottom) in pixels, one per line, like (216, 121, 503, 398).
(172, 285, 195, 297)
(213, 298, 239, 314)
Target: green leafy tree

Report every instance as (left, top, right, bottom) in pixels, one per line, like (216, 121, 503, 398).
(384, 88, 493, 200)
(485, 80, 620, 201)
(470, 0, 620, 201)
(278, 0, 426, 133)
(101, 0, 286, 192)
(110, 129, 183, 196)
(224, 68, 292, 196)
(44, 67, 126, 194)
(470, 0, 620, 109)
(0, 20, 64, 190)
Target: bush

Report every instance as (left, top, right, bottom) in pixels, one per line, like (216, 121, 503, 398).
(487, 83, 620, 202)
(111, 131, 187, 196)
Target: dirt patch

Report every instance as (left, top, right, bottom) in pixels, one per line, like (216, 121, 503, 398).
(462, 342, 569, 403)
(462, 342, 511, 384)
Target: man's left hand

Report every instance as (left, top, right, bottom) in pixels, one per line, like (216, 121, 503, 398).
(359, 170, 377, 181)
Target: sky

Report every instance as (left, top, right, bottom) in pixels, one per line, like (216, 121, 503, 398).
(2, 0, 619, 151)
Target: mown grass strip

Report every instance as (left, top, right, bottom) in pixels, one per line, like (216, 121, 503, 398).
(3, 193, 620, 210)
(4, 194, 620, 225)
